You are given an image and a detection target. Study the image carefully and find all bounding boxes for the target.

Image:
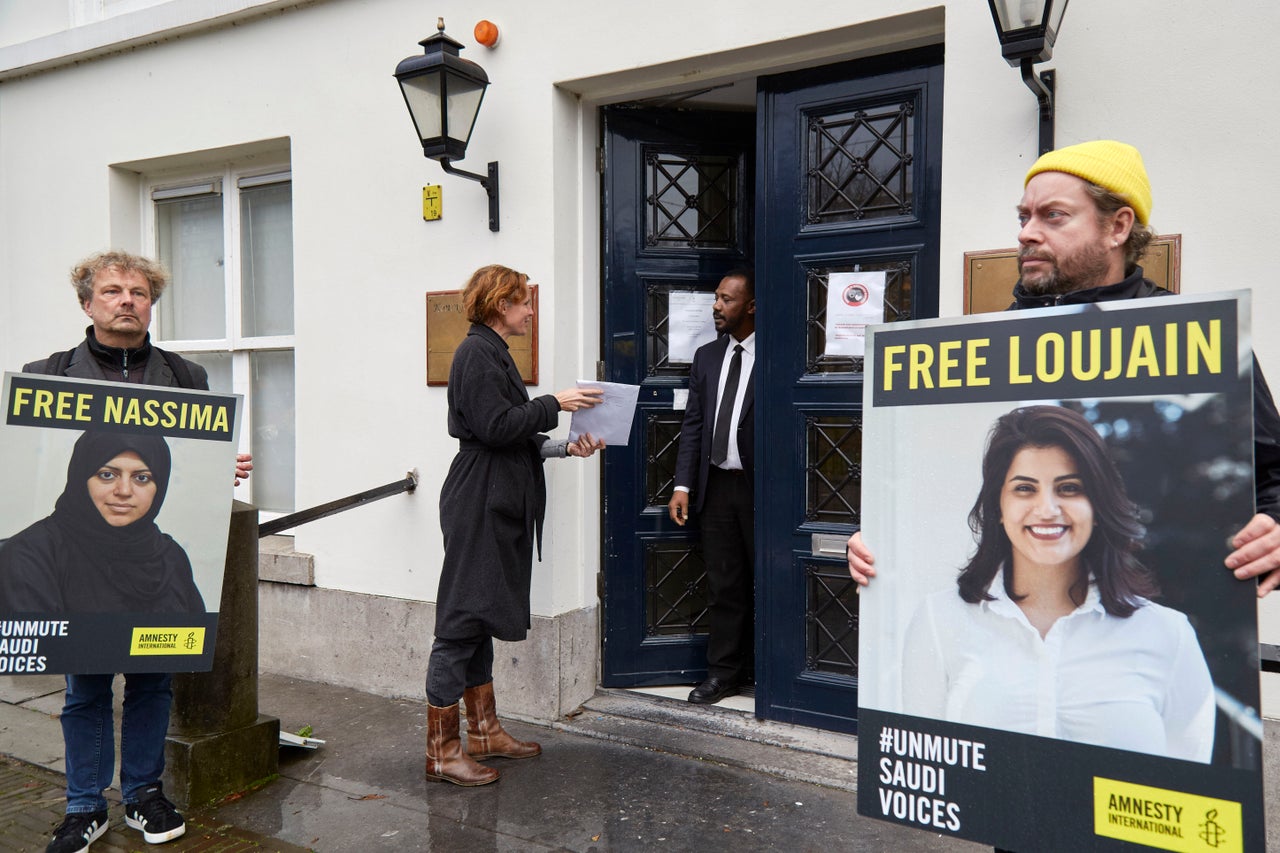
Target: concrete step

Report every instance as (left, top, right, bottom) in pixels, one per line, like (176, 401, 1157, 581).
(554, 688, 861, 793)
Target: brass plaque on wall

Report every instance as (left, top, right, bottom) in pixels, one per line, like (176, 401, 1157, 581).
(425, 284, 539, 386)
(963, 234, 1181, 315)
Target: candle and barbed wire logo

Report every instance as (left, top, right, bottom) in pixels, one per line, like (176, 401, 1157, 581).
(1198, 808, 1226, 848)
(843, 282, 870, 308)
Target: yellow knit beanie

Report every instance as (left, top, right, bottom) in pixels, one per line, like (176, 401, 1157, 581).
(1024, 140, 1152, 225)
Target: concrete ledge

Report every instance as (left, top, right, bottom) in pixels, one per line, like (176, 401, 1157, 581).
(257, 583, 598, 722)
(258, 536, 314, 586)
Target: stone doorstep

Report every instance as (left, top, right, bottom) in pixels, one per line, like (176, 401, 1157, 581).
(558, 688, 861, 793)
(257, 535, 314, 586)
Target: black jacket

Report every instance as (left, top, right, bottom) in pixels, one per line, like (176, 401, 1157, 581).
(674, 334, 756, 513)
(23, 328, 209, 388)
(1010, 266, 1280, 522)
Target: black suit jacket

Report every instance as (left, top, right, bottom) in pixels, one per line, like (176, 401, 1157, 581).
(674, 334, 756, 513)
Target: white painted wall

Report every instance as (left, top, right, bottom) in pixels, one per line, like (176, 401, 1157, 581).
(0, 0, 1277, 700)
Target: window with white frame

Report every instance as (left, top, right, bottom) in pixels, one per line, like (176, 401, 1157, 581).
(149, 168, 295, 513)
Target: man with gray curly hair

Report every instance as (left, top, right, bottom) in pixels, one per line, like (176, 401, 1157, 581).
(22, 249, 251, 853)
(33, 250, 178, 381)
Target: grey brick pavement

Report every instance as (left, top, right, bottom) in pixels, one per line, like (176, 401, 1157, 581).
(0, 756, 310, 853)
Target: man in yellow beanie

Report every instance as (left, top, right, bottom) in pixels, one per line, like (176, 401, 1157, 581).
(1014, 139, 1155, 300)
(847, 139, 1280, 600)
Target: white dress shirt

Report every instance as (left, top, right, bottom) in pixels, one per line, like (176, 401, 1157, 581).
(902, 578, 1215, 763)
(712, 331, 755, 471)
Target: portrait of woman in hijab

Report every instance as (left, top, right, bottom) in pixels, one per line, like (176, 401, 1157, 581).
(0, 430, 205, 613)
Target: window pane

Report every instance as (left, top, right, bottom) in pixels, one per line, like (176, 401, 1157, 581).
(644, 279, 718, 377)
(805, 560, 858, 677)
(806, 413, 862, 525)
(180, 352, 232, 393)
(156, 195, 226, 340)
(645, 540, 708, 636)
(644, 148, 740, 250)
(250, 350, 295, 513)
(240, 182, 294, 337)
(806, 99, 915, 225)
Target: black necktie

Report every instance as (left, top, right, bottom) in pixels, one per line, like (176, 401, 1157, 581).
(711, 344, 744, 466)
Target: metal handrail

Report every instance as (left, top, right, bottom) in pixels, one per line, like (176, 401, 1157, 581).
(258, 470, 418, 537)
(1262, 643, 1280, 675)
(249, 482, 1280, 675)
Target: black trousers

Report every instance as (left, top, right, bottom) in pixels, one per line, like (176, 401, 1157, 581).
(425, 635, 494, 707)
(701, 466, 755, 683)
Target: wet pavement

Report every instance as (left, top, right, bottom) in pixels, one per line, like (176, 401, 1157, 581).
(0, 672, 986, 851)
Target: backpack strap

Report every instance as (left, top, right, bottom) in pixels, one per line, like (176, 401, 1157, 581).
(156, 347, 197, 389)
(43, 348, 75, 376)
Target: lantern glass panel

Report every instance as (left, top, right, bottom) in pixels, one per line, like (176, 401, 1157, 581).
(400, 71, 444, 144)
(993, 0, 1047, 32)
(444, 76, 486, 148)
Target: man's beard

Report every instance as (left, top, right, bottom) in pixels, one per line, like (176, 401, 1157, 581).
(1018, 240, 1114, 296)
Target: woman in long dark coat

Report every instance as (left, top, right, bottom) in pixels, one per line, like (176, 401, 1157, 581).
(426, 264, 603, 786)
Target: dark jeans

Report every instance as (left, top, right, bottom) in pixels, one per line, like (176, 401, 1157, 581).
(701, 466, 755, 683)
(62, 672, 172, 814)
(426, 635, 495, 706)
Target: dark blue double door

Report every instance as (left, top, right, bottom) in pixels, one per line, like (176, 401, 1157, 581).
(601, 47, 943, 733)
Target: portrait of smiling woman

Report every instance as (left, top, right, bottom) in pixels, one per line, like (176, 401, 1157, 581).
(902, 405, 1215, 763)
(0, 430, 205, 614)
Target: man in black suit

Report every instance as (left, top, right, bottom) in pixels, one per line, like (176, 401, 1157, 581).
(668, 269, 756, 704)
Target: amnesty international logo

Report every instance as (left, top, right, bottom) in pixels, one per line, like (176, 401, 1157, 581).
(1093, 777, 1241, 853)
(129, 627, 205, 656)
(1198, 809, 1226, 848)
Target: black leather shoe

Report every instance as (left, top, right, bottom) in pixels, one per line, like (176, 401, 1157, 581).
(688, 677, 739, 705)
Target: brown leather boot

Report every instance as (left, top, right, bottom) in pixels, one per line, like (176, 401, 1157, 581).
(463, 681, 542, 760)
(425, 702, 500, 786)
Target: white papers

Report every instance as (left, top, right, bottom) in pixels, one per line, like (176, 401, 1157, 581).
(668, 291, 717, 363)
(672, 389, 689, 411)
(824, 271, 885, 357)
(568, 380, 640, 446)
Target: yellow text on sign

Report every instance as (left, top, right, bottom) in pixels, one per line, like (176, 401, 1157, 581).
(1094, 777, 1242, 852)
(129, 628, 206, 656)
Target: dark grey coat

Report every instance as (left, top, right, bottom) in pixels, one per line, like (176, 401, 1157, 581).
(435, 324, 560, 641)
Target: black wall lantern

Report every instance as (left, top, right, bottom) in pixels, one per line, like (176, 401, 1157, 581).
(395, 18, 500, 231)
(987, 0, 1069, 156)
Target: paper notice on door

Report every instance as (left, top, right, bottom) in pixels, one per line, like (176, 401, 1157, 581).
(668, 291, 717, 363)
(825, 271, 885, 357)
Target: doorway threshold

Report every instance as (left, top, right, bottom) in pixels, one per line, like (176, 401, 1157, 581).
(555, 687, 859, 792)
(623, 683, 755, 714)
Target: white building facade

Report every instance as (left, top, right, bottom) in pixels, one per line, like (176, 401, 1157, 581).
(1, 0, 1276, 732)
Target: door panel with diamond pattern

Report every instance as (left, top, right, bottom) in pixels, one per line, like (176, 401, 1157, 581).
(755, 48, 943, 733)
(601, 108, 754, 686)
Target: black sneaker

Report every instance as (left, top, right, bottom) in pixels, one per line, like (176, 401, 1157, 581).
(123, 784, 186, 844)
(46, 810, 109, 853)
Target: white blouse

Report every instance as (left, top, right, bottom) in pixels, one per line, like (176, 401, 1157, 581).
(902, 579, 1215, 763)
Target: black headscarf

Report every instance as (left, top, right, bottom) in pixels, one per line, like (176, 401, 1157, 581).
(51, 431, 173, 560)
(11, 430, 205, 612)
